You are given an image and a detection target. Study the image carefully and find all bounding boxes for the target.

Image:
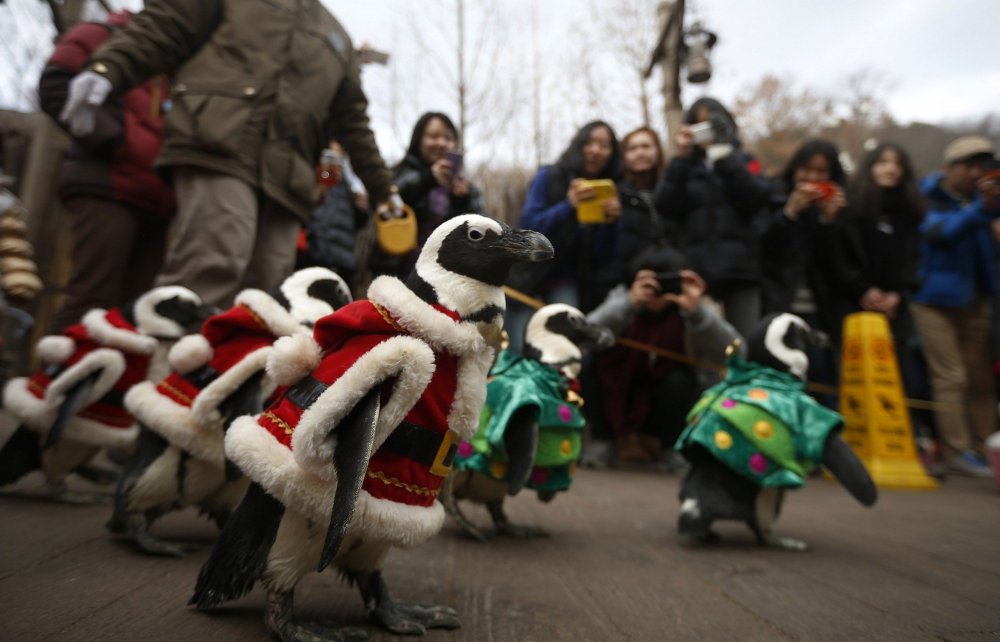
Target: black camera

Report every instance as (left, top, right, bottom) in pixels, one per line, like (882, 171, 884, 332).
(655, 271, 684, 295)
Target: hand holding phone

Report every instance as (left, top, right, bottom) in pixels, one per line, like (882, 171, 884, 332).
(654, 271, 684, 295)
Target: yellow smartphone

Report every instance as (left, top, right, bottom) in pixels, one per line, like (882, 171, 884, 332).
(575, 179, 618, 224)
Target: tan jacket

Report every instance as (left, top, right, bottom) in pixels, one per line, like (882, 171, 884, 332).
(91, 0, 393, 221)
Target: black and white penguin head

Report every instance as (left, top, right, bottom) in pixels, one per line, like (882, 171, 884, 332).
(131, 286, 213, 339)
(523, 303, 614, 379)
(746, 313, 821, 380)
(273, 267, 352, 326)
(409, 214, 553, 323)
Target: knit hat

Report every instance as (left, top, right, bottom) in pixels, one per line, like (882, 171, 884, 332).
(943, 136, 995, 165)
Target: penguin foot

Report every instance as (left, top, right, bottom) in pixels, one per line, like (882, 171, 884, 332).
(134, 533, 200, 557)
(360, 571, 460, 635)
(73, 464, 119, 486)
(267, 590, 368, 642)
(762, 535, 808, 551)
(496, 521, 549, 539)
(49, 483, 111, 505)
(457, 520, 493, 542)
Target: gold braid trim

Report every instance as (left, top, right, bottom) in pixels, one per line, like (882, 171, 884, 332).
(157, 379, 194, 405)
(371, 302, 403, 332)
(263, 410, 295, 436)
(366, 470, 439, 497)
(239, 304, 268, 330)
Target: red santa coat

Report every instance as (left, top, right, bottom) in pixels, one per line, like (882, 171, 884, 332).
(226, 276, 495, 549)
(124, 289, 305, 467)
(3, 308, 158, 448)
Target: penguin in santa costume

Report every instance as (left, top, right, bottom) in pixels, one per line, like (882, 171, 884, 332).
(0, 286, 209, 502)
(675, 313, 877, 550)
(443, 303, 612, 541)
(191, 215, 552, 641)
(109, 268, 353, 557)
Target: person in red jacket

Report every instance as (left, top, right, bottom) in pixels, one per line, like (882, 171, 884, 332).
(38, 11, 174, 330)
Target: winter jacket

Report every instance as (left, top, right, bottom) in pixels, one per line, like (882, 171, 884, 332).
(612, 180, 668, 283)
(510, 165, 620, 311)
(89, 0, 393, 222)
(913, 172, 1000, 308)
(38, 13, 174, 218)
(302, 183, 364, 282)
(654, 149, 770, 290)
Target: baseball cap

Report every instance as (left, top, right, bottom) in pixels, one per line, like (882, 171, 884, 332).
(943, 136, 996, 165)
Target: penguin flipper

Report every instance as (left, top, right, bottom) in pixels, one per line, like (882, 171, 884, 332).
(822, 434, 877, 507)
(190, 481, 285, 609)
(317, 387, 380, 572)
(502, 405, 540, 496)
(0, 424, 42, 485)
(43, 369, 103, 450)
(218, 372, 264, 483)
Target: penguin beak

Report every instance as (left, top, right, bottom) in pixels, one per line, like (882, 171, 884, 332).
(497, 229, 554, 263)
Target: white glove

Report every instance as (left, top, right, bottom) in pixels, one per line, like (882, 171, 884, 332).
(59, 70, 113, 138)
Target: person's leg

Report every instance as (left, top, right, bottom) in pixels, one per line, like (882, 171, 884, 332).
(55, 196, 138, 330)
(911, 303, 972, 457)
(240, 198, 302, 294)
(719, 285, 761, 339)
(957, 303, 998, 453)
(155, 169, 257, 308)
(122, 211, 168, 304)
(647, 366, 700, 450)
(503, 300, 532, 356)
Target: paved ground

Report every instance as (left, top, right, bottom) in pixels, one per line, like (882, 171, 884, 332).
(1, 464, 999, 642)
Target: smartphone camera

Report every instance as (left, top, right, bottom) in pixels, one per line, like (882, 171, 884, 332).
(655, 271, 684, 295)
(689, 121, 715, 146)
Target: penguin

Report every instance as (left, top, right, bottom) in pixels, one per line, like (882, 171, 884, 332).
(109, 268, 354, 557)
(0, 286, 210, 503)
(674, 312, 877, 550)
(189, 215, 552, 641)
(443, 303, 613, 541)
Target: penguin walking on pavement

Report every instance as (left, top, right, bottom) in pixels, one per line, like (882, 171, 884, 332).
(0, 286, 210, 502)
(674, 312, 878, 550)
(442, 303, 613, 541)
(190, 215, 553, 641)
(109, 268, 353, 557)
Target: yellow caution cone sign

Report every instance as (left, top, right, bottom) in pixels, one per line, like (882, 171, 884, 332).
(839, 312, 938, 489)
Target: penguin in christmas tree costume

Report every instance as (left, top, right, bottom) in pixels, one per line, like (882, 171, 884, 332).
(190, 214, 552, 641)
(675, 312, 877, 550)
(109, 268, 354, 557)
(442, 303, 612, 541)
(0, 286, 210, 503)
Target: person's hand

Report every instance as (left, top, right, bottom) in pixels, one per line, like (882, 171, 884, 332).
(430, 157, 454, 187)
(567, 179, 596, 207)
(375, 190, 406, 219)
(59, 70, 113, 137)
(602, 196, 622, 220)
(662, 269, 706, 313)
(451, 173, 469, 197)
(979, 178, 1000, 211)
(784, 182, 823, 220)
(629, 270, 661, 307)
(860, 286, 886, 312)
(352, 190, 370, 212)
(675, 124, 694, 159)
(880, 291, 901, 319)
(817, 184, 846, 223)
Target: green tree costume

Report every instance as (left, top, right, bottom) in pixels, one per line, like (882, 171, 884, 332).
(675, 353, 843, 488)
(454, 351, 584, 494)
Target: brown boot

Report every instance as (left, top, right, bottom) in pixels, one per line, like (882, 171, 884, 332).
(638, 434, 662, 459)
(615, 434, 654, 463)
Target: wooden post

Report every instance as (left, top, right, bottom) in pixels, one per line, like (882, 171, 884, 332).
(645, 0, 685, 156)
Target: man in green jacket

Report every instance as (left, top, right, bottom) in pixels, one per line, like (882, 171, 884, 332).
(60, 0, 397, 307)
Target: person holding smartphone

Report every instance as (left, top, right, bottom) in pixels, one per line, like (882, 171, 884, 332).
(654, 97, 771, 339)
(581, 244, 740, 465)
(369, 112, 484, 278)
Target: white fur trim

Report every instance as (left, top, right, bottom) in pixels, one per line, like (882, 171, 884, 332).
(133, 285, 202, 338)
(292, 336, 436, 477)
(3, 348, 126, 431)
(35, 335, 76, 365)
(191, 346, 271, 425)
(226, 417, 445, 547)
(235, 289, 304, 338)
(62, 415, 139, 449)
(367, 277, 486, 357)
(447, 348, 495, 441)
(124, 382, 225, 466)
(279, 267, 351, 325)
(82, 309, 158, 355)
(266, 334, 322, 387)
(167, 334, 213, 374)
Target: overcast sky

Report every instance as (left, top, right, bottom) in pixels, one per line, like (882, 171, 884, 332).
(2, 0, 998, 166)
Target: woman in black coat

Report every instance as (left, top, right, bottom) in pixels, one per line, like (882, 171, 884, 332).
(654, 97, 771, 338)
